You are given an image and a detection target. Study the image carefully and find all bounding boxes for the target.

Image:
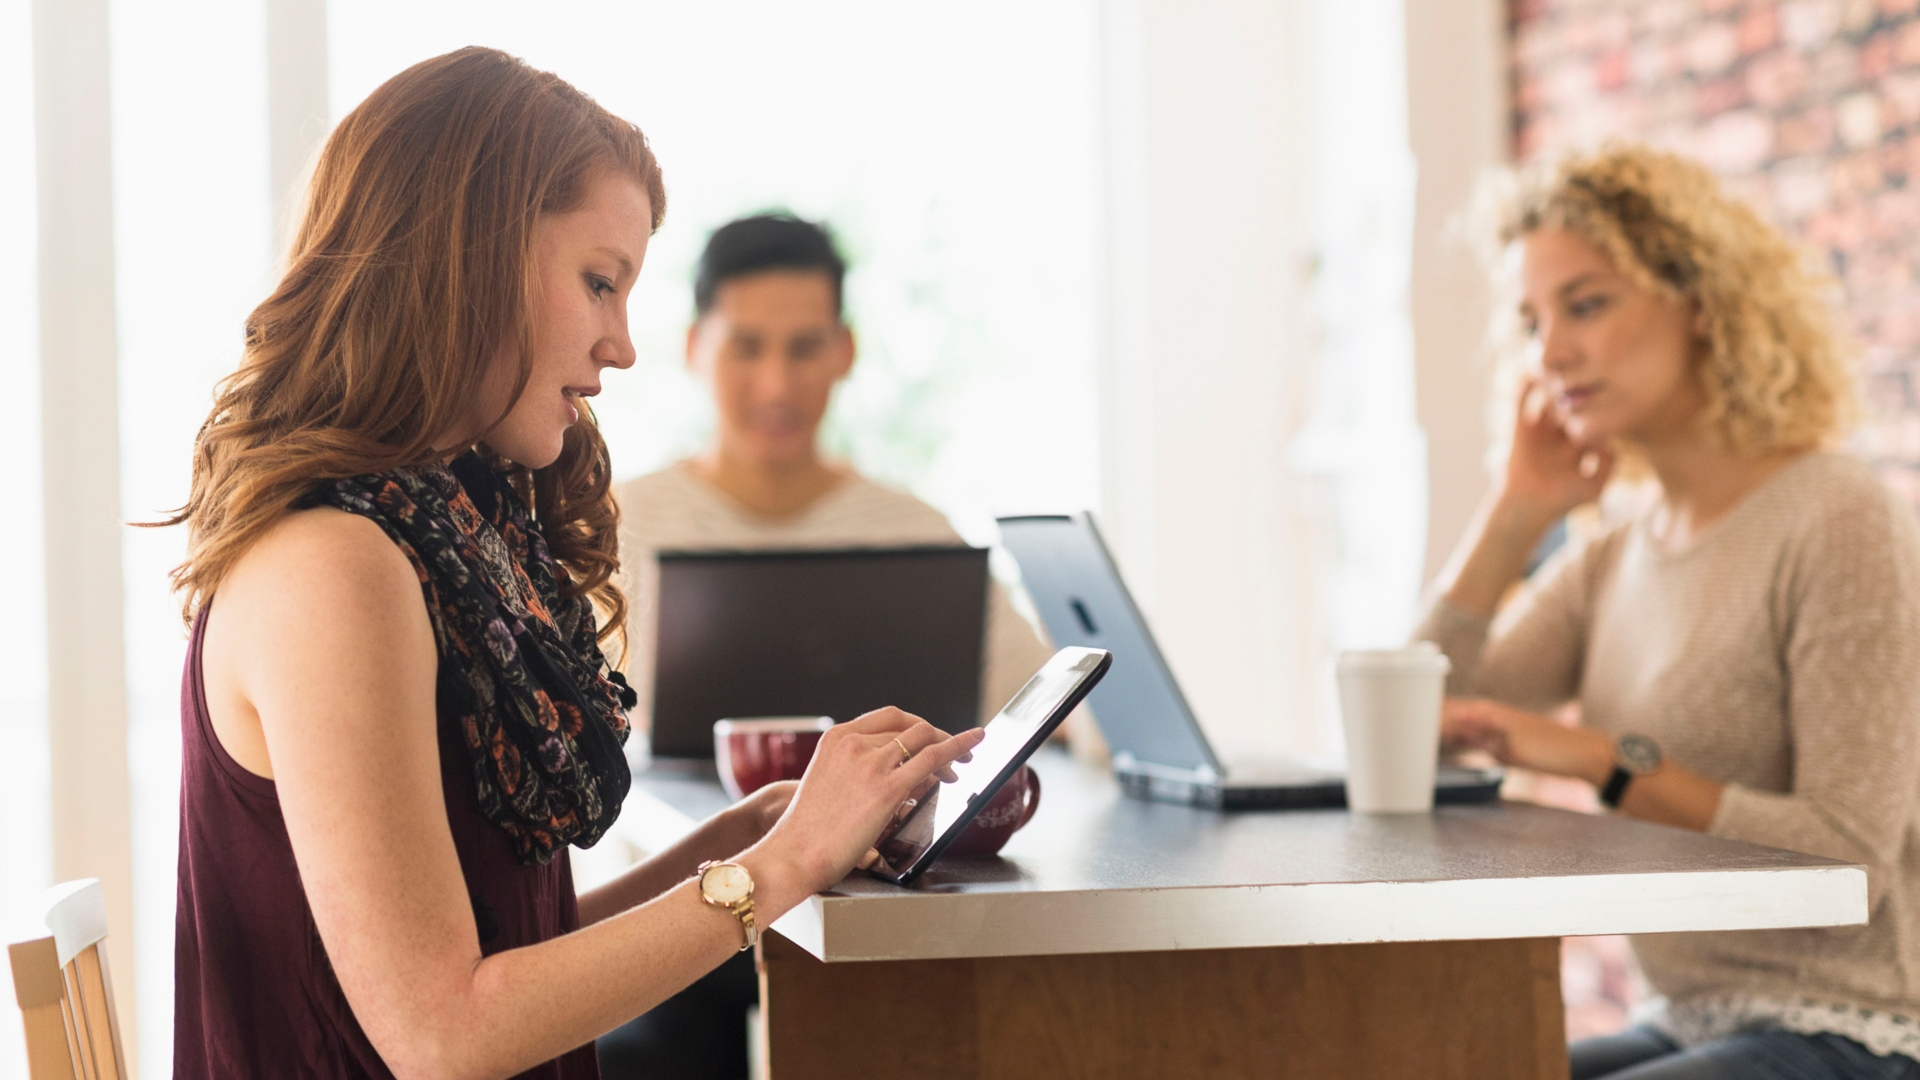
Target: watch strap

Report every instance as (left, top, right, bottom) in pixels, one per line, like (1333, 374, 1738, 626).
(731, 896, 758, 952)
(1600, 765, 1633, 809)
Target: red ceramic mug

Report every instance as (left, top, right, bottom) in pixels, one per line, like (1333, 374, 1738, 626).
(713, 716, 835, 802)
(943, 764, 1043, 858)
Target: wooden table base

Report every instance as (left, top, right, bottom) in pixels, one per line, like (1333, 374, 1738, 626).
(760, 932, 1566, 1080)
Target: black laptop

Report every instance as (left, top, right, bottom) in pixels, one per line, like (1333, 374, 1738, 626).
(649, 547, 989, 758)
(996, 513, 1503, 809)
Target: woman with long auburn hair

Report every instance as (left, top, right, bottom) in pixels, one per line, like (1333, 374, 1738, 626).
(168, 47, 982, 1080)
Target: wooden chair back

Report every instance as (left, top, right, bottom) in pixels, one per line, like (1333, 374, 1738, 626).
(8, 879, 128, 1080)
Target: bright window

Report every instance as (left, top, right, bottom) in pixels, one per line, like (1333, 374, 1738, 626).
(108, 1, 273, 1075)
(0, 0, 50, 1069)
(1290, 0, 1428, 745)
(330, 2, 1105, 542)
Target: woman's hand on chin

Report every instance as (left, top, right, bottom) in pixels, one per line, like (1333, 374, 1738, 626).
(740, 708, 984, 903)
(1496, 377, 1615, 530)
(1440, 697, 1613, 788)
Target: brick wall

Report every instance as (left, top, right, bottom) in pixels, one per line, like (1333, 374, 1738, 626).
(1511, 0, 1920, 501)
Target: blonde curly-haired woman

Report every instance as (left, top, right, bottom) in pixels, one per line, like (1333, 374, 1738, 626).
(1420, 145, 1920, 1079)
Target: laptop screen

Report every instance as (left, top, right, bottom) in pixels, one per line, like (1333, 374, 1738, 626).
(651, 547, 988, 758)
(996, 515, 1221, 775)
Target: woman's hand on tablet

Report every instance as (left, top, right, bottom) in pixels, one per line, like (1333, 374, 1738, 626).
(739, 708, 984, 909)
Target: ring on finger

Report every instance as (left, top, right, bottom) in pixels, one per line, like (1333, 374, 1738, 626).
(890, 737, 911, 766)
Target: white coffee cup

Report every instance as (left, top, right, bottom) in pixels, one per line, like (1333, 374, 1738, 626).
(1336, 643, 1451, 813)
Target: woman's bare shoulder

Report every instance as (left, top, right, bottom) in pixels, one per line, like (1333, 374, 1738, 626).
(212, 506, 431, 667)
(223, 507, 414, 600)
(204, 507, 437, 777)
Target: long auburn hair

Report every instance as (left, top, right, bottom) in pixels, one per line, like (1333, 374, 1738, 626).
(167, 47, 665, 646)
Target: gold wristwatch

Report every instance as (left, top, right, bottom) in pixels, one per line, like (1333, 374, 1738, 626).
(696, 861, 758, 951)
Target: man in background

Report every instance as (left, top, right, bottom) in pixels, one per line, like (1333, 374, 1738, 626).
(597, 214, 1089, 1079)
(614, 211, 1067, 741)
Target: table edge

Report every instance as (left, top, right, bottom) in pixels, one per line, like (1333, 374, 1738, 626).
(770, 863, 1867, 962)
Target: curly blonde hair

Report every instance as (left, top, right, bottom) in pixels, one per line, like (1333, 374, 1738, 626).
(1490, 143, 1856, 456)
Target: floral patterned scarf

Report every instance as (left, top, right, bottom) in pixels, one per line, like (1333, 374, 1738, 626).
(305, 451, 634, 864)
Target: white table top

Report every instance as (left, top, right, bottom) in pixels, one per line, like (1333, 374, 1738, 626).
(626, 747, 1867, 964)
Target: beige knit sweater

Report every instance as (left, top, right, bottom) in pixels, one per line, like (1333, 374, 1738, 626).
(1417, 452, 1920, 1050)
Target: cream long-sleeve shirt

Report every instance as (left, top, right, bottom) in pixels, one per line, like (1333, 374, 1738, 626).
(1416, 451, 1920, 1056)
(614, 462, 1058, 733)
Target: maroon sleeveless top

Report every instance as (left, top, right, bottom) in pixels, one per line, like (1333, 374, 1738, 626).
(173, 608, 601, 1079)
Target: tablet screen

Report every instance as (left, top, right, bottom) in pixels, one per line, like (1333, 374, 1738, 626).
(872, 647, 1111, 883)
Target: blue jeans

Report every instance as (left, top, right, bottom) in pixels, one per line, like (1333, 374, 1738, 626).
(1572, 1026, 1920, 1080)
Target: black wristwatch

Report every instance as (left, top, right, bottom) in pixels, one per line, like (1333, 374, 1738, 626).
(1600, 734, 1663, 809)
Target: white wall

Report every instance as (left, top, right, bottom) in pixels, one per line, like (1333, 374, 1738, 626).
(0, 0, 51, 1076)
(1407, 0, 1509, 582)
(266, 0, 329, 254)
(1098, 0, 1319, 759)
(1292, 0, 1428, 669)
(33, 0, 138, 1059)
(1097, 0, 1505, 757)
(110, 2, 276, 1074)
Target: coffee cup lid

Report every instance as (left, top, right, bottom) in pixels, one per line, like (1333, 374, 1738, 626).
(1336, 643, 1451, 673)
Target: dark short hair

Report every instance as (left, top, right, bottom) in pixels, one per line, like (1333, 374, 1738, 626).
(693, 212, 846, 318)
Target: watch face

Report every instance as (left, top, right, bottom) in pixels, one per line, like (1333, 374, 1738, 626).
(1617, 734, 1663, 774)
(701, 863, 753, 905)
